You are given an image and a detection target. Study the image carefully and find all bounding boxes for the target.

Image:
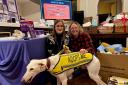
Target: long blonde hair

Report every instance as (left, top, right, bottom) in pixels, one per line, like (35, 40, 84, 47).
(52, 19, 66, 40)
(68, 21, 84, 36)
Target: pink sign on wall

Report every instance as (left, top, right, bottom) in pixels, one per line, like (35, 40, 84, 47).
(43, 3, 70, 19)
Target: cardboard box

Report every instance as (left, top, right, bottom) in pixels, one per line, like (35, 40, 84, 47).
(84, 17, 92, 23)
(108, 76, 128, 85)
(97, 53, 128, 82)
(114, 20, 128, 33)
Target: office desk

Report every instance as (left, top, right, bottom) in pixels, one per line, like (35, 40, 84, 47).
(0, 38, 47, 85)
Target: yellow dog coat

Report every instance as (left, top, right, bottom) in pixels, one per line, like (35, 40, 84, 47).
(51, 52, 93, 75)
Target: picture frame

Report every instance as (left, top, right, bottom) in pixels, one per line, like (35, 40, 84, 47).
(0, 0, 3, 13)
(7, 0, 17, 12)
(0, 13, 3, 21)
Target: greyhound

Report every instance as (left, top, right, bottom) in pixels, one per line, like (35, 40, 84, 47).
(22, 51, 106, 85)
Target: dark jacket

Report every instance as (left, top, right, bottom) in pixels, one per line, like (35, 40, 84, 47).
(46, 34, 69, 57)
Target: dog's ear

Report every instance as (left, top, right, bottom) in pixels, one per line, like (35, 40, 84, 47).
(38, 63, 48, 70)
(45, 65, 48, 70)
(38, 63, 44, 67)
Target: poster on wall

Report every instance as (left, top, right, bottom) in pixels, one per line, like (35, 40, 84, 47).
(44, 3, 70, 19)
(41, 0, 72, 19)
(0, 0, 3, 13)
(7, 0, 17, 12)
(0, 0, 19, 22)
(3, 4, 8, 14)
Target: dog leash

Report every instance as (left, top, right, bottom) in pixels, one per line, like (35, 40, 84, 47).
(57, 45, 71, 55)
(46, 58, 51, 70)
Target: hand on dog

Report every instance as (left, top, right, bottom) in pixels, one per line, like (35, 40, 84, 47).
(79, 49, 88, 54)
(63, 45, 71, 54)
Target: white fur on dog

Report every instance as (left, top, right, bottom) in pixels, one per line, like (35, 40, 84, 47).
(22, 54, 107, 85)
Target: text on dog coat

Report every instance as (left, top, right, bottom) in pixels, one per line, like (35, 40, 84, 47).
(51, 52, 93, 74)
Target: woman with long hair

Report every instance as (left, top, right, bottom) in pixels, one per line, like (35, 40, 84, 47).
(46, 19, 68, 85)
(68, 21, 95, 54)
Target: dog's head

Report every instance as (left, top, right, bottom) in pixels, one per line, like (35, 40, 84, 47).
(22, 59, 47, 83)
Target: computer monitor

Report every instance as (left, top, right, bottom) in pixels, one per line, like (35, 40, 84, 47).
(73, 11, 84, 25)
(41, 0, 72, 20)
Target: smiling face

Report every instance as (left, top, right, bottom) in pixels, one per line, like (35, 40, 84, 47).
(55, 21, 64, 34)
(69, 23, 80, 38)
(22, 59, 47, 83)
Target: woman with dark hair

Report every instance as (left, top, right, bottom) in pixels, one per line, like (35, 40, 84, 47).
(46, 19, 68, 85)
(47, 19, 68, 55)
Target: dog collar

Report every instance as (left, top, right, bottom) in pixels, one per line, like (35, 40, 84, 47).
(47, 58, 51, 70)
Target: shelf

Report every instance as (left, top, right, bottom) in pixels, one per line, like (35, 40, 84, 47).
(90, 33, 128, 38)
(0, 22, 52, 29)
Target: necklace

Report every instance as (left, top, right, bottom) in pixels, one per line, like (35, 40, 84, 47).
(56, 38, 63, 51)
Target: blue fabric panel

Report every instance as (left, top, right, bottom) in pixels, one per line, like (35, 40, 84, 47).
(0, 38, 47, 85)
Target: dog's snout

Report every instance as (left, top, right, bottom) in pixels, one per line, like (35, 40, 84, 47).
(21, 76, 33, 84)
(21, 78, 25, 83)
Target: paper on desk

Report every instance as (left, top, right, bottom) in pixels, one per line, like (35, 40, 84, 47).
(103, 23, 114, 27)
(115, 14, 128, 19)
(83, 22, 91, 27)
(0, 37, 22, 41)
(36, 34, 50, 38)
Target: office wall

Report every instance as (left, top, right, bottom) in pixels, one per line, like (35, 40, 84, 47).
(85, 0, 99, 19)
(77, 0, 86, 17)
(78, 0, 128, 23)
(98, 2, 111, 14)
(98, 2, 116, 16)
(78, 0, 99, 18)
(77, 0, 99, 23)
(111, 3, 116, 16)
(16, 0, 23, 16)
(17, 0, 128, 22)
(17, 0, 40, 22)
(122, 0, 128, 12)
